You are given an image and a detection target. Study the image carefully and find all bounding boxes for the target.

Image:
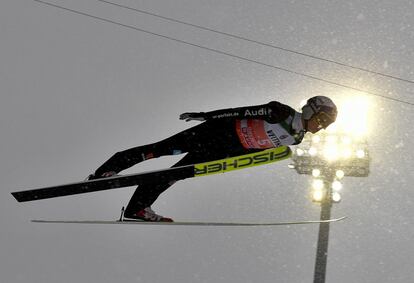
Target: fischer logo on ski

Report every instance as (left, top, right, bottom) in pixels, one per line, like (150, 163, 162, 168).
(194, 146, 291, 176)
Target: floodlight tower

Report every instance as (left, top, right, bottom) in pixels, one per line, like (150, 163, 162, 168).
(290, 131, 370, 283)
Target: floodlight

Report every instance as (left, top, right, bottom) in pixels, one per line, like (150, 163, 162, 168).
(356, 149, 365, 158)
(332, 181, 343, 191)
(332, 192, 342, 203)
(336, 170, 345, 179)
(323, 145, 339, 161)
(312, 169, 321, 177)
(309, 147, 318, 156)
(312, 179, 324, 190)
(312, 190, 325, 202)
(296, 148, 305, 156)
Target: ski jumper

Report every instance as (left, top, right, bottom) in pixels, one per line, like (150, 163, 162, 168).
(93, 101, 306, 216)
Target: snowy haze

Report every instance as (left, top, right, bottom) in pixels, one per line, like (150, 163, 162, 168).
(1, 0, 413, 282)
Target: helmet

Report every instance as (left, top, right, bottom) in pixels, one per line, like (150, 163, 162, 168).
(302, 96, 337, 129)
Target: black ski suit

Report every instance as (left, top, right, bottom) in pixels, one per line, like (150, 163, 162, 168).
(94, 101, 305, 215)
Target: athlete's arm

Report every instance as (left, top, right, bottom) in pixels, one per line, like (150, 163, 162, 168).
(180, 101, 294, 123)
(204, 101, 293, 122)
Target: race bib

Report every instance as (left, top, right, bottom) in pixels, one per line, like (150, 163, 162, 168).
(235, 119, 295, 149)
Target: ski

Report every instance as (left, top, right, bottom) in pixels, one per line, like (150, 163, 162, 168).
(31, 216, 346, 227)
(12, 146, 291, 202)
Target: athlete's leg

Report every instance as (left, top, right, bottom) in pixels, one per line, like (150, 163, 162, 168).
(94, 123, 209, 177)
(123, 152, 205, 216)
(124, 145, 260, 216)
(111, 119, 258, 216)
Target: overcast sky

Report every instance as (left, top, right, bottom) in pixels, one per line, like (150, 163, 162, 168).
(1, 1, 414, 282)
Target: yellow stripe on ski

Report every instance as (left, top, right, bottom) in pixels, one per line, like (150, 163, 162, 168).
(194, 146, 292, 177)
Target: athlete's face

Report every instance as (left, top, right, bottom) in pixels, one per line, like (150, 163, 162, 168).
(304, 112, 334, 133)
(306, 116, 322, 133)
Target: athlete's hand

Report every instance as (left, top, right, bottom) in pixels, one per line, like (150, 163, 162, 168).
(179, 112, 206, 122)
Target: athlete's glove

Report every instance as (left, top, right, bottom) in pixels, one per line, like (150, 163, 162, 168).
(179, 112, 206, 122)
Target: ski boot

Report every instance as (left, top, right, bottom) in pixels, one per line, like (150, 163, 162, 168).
(123, 207, 173, 222)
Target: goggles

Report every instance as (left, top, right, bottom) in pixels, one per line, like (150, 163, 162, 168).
(314, 112, 335, 129)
